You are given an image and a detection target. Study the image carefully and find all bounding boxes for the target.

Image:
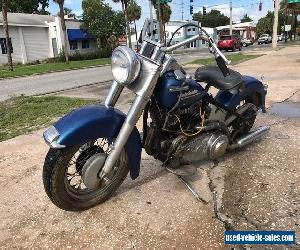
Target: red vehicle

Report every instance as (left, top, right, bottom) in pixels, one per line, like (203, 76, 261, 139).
(217, 34, 242, 52)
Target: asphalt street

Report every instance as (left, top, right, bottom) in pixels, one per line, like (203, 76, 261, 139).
(0, 42, 284, 101)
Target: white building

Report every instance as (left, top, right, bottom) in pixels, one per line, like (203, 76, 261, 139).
(0, 13, 96, 64)
(49, 16, 97, 58)
(131, 20, 217, 50)
(0, 13, 54, 64)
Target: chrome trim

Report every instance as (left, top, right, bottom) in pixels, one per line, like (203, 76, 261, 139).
(43, 126, 66, 149)
(99, 59, 161, 178)
(104, 80, 124, 107)
(48, 141, 66, 149)
(229, 126, 270, 149)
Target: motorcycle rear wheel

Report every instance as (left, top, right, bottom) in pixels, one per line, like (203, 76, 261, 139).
(43, 139, 128, 211)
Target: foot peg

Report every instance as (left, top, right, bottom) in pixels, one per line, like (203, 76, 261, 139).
(166, 164, 197, 176)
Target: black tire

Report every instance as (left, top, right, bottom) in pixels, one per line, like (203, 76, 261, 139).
(43, 143, 129, 211)
(239, 46, 242, 51)
(232, 45, 236, 52)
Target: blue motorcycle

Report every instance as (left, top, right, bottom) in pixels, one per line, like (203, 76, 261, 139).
(43, 20, 269, 211)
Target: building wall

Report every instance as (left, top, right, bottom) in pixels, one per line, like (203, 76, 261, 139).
(0, 25, 50, 64)
(48, 17, 97, 56)
(0, 26, 23, 64)
(22, 27, 50, 62)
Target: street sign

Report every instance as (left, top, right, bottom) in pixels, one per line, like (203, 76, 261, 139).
(160, 0, 172, 3)
(288, 0, 300, 3)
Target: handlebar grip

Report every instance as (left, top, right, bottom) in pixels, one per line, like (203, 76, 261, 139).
(216, 56, 230, 77)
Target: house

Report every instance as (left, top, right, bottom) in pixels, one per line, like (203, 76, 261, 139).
(48, 15, 96, 57)
(0, 13, 54, 64)
(0, 13, 97, 64)
(130, 20, 217, 50)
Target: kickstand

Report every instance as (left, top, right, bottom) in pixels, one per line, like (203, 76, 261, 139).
(176, 175, 208, 204)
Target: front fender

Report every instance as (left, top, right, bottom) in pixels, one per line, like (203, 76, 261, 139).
(45, 104, 142, 180)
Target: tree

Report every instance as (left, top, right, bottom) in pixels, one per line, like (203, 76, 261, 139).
(0, 0, 49, 14)
(54, 0, 69, 63)
(127, 0, 141, 47)
(112, 0, 132, 49)
(240, 14, 253, 23)
(151, 1, 172, 43)
(193, 9, 230, 28)
(64, 7, 73, 15)
(256, 11, 287, 37)
(160, 4, 171, 42)
(2, 0, 13, 71)
(81, 0, 126, 50)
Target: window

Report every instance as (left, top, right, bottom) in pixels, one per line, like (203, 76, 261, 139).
(192, 28, 196, 31)
(82, 40, 90, 49)
(0, 38, 13, 54)
(187, 28, 191, 32)
(69, 40, 78, 50)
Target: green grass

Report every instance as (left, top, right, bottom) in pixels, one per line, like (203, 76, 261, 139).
(188, 53, 263, 66)
(0, 58, 111, 79)
(0, 95, 94, 142)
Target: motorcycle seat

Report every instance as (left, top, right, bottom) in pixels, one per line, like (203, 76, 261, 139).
(194, 65, 243, 90)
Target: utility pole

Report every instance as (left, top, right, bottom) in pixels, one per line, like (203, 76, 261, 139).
(157, 0, 164, 43)
(180, 0, 184, 20)
(148, 0, 153, 23)
(229, 0, 233, 35)
(148, 0, 153, 36)
(272, 0, 280, 49)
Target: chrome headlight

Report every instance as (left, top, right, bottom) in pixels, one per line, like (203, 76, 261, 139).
(111, 46, 141, 85)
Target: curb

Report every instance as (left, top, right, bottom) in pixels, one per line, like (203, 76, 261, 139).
(0, 63, 111, 81)
(33, 80, 112, 97)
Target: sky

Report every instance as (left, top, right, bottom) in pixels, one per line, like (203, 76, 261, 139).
(47, 0, 275, 29)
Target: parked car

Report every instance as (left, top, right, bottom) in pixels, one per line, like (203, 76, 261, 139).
(241, 37, 254, 47)
(277, 34, 283, 41)
(217, 34, 242, 52)
(258, 34, 272, 44)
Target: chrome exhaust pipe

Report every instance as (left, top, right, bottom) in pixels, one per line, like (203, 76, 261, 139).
(229, 126, 270, 149)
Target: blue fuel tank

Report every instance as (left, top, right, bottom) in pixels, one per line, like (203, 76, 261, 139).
(154, 71, 206, 111)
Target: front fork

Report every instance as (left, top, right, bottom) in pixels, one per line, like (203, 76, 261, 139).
(99, 61, 161, 178)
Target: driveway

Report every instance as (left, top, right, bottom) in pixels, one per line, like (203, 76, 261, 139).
(0, 46, 299, 249)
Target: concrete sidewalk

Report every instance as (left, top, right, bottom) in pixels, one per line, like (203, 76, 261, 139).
(0, 46, 299, 249)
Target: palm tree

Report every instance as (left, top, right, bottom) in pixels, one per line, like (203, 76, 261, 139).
(160, 4, 172, 42)
(54, 0, 69, 63)
(112, 0, 132, 49)
(64, 7, 73, 15)
(151, 1, 171, 43)
(127, 0, 141, 48)
(2, 0, 13, 71)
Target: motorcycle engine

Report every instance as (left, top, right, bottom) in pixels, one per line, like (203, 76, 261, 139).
(173, 131, 229, 163)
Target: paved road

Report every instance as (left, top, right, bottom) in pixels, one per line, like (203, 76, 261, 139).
(0, 66, 113, 101)
(0, 42, 287, 101)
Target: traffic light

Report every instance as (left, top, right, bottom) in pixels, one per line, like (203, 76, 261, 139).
(203, 6, 207, 15)
(190, 5, 194, 15)
(259, 2, 262, 11)
(160, 0, 172, 3)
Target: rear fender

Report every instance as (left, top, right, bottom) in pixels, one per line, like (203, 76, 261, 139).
(215, 75, 267, 111)
(43, 104, 142, 179)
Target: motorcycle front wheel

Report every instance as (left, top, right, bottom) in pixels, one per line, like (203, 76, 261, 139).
(43, 138, 128, 211)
